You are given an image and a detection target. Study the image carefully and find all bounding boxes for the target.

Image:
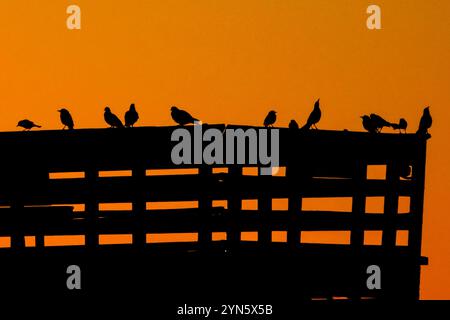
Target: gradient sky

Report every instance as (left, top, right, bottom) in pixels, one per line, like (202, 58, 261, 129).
(0, 0, 449, 299)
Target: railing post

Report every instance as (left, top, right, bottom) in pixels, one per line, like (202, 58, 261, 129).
(227, 166, 242, 250)
(85, 168, 99, 248)
(10, 205, 25, 249)
(258, 168, 271, 246)
(382, 160, 400, 248)
(132, 166, 147, 247)
(351, 160, 367, 248)
(408, 139, 427, 300)
(198, 166, 213, 247)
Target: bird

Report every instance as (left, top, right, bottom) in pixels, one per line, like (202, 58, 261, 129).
(416, 106, 432, 136)
(171, 106, 199, 126)
(391, 118, 408, 134)
(58, 108, 74, 130)
(289, 119, 299, 129)
(124, 103, 139, 127)
(263, 110, 277, 127)
(17, 119, 41, 130)
(301, 98, 321, 130)
(361, 115, 377, 134)
(104, 107, 124, 128)
(369, 113, 392, 133)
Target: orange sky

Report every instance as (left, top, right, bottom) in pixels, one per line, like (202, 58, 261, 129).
(0, 0, 449, 299)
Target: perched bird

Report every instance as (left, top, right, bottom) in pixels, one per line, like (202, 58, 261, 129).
(301, 99, 321, 130)
(391, 118, 408, 134)
(361, 115, 377, 134)
(124, 103, 139, 127)
(416, 106, 432, 136)
(289, 119, 299, 130)
(263, 110, 277, 127)
(369, 114, 392, 133)
(104, 107, 124, 128)
(171, 106, 199, 126)
(17, 119, 41, 130)
(58, 108, 74, 130)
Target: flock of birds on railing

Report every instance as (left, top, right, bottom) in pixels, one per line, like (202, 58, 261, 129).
(15, 99, 433, 136)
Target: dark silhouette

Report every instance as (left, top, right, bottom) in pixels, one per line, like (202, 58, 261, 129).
(58, 108, 74, 130)
(301, 99, 321, 130)
(369, 114, 392, 133)
(361, 115, 377, 134)
(416, 106, 432, 136)
(0, 125, 428, 300)
(391, 118, 408, 134)
(17, 119, 41, 130)
(104, 107, 124, 128)
(289, 119, 299, 129)
(125, 103, 139, 127)
(171, 106, 199, 126)
(263, 110, 277, 127)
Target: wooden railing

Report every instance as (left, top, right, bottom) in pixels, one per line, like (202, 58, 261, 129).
(0, 125, 429, 298)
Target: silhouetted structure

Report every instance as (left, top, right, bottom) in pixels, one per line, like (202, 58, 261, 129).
(0, 126, 428, 300)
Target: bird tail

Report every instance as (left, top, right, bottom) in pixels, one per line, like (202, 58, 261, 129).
(35, 125, 42, 128)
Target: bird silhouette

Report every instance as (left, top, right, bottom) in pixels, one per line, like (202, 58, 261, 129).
(416, 106, 432, 136)
(301, 99, 321, 130)
(17, 119, 41, 130)
(104, 107, 124, 128)
(361, 115, 377, 134)
(369, 114, 392, 133)
(58, 108, 74, 130)
(264, 110, 277, 127)
(125, 103, 139, 127)
(171, 106, 199, 126)
(391, 118, 408, 134)
(289, 119, 299, 129)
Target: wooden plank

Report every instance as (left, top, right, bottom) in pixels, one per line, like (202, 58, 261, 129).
(350, 161, 367, 248)
(408, 138, 428, 300)
(132, 166, 146, 246)
(227, 167, 242, 248)
(2, 176, 415, 205)
(286, 156, 301, 248)
(0, 126, 426, 173)
(85, 168, 99, 247)
(198, 166, 213, 246)
(382, 161, 400, 248)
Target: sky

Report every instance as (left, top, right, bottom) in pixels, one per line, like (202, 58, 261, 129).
(0, 0, 449, 299)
